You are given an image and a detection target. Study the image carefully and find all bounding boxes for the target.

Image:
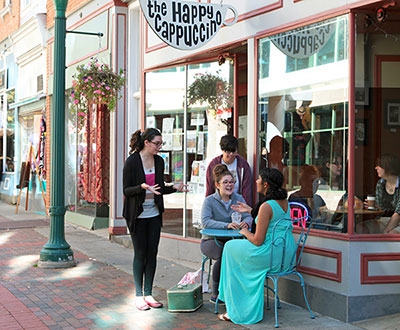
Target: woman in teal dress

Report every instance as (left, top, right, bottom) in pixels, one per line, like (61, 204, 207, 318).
(218, 168, 296, 324)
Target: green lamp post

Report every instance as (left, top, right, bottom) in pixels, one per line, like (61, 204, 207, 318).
(39, 0, 75, 268)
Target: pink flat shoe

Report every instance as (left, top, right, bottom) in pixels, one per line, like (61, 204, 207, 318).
(135, 297, 150, 311)
(144, 296, 163, 308)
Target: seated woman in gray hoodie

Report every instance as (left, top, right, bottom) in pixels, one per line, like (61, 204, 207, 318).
(201, 164, 253, 303)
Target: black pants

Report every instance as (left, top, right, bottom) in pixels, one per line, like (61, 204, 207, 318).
(130, 216, 161, 296)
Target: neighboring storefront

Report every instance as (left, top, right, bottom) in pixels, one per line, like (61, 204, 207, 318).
(120, 0, 400, 322)
(50, 2, 128, 231)
(0, 12, 48, 210)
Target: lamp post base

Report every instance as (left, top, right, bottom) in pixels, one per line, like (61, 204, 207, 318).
(38, 248, 76, 268)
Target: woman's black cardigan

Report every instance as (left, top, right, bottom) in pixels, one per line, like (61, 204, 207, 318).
(122, 152, 176, 234)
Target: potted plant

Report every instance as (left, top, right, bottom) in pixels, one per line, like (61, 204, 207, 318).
(187, 71, 233, 120)
(69, 57, 125, 125)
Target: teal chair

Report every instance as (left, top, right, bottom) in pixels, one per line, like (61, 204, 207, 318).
(265, 216, 315, 328)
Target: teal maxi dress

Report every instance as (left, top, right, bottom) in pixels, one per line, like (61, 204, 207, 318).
(218, 200, 296, 324)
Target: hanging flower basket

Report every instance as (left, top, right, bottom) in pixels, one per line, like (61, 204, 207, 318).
(69, 57, 125, 117)
(187, 71, 233, 114)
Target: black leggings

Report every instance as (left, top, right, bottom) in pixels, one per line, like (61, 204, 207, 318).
(130, 216, 161, 296)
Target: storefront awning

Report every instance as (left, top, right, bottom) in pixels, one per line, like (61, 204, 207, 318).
(8, 94, 46, 110)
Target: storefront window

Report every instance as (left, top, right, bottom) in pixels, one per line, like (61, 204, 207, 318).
(145, 61, 233, 237)
(66, 97, 110, 218)
(258, 15, 349, 232)
(354, 8, 400, 235)
(5, 89, 15, 172)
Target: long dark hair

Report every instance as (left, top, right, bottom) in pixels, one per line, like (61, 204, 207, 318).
(251, 167, 287, 221)
(262, 167, 288, 200)
(377, 154, 400, 176)
(129, 128, 161, 154)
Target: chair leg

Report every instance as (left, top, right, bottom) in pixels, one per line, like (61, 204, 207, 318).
(200, 256, 206, 286)
(207, 258, 212, 285)
(201, 256, 212, 293)
(272, 278, 280, 328)
(214, 297, 219, 314)
(266, 277, 281, 310)
(295, 271, 315, 319)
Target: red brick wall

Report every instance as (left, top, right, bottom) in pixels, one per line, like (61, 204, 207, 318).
(0, 1, 20, 42)
(46, 0, 92, 28)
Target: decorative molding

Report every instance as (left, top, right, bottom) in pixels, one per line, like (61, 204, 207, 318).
(361, 253, 400, 284)
(297, 246, 342, 282)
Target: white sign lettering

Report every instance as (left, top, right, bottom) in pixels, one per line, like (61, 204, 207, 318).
(140, 0, 238, 50)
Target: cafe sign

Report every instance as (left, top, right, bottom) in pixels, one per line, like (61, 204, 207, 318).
(271, 21, 336, 59)
(139, 0, 238, 50)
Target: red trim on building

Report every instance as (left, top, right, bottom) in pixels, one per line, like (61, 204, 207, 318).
(361, 253, 400, 284)
(298, 246, 342, 282)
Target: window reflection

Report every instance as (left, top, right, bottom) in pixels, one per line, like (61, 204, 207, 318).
(258, 15, 349, 232)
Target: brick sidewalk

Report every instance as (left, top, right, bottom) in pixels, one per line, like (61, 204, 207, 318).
(0, 227, 244, 330)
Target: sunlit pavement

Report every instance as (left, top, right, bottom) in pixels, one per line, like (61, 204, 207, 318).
(0, 202, 399, 329)
(0, 226, 243, 330)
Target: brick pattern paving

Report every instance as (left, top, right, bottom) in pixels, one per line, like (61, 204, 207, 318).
(0, 228, 244, 330)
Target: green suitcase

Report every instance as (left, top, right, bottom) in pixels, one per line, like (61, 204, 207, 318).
(167, 283, 203, 312)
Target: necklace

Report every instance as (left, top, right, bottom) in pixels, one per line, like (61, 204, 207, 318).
(386, 183, 395, 194)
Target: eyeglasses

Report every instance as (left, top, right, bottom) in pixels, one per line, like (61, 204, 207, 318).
(221, 180, 235, 185)
(149, 141, 163, 147)
(223, 149, 237, 155)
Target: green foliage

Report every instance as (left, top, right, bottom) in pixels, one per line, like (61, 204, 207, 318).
(70, 57, 125, 115)
(187, 71, 233, 110)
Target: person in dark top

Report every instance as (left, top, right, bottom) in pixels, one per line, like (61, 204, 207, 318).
(123, 128, 187, 311)
(357, 154, 400, 234)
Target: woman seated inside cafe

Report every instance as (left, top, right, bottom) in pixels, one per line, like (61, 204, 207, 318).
(357, 153, 400, 234)
(200, 164, 252, 304)
(218, 168, 296, 324)
(288, 164, 327, 223)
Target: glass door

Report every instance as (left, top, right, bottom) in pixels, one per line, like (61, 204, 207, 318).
(145, 61, 233, 237)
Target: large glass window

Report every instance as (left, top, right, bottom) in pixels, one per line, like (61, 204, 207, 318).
(353, 7, 400, 235)
(258, 15, 349, 232)
(66, 98, 109, 219)
(145, 61, 233, 237)
(5, 89, 15, 172)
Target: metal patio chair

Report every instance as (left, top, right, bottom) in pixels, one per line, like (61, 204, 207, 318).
(265, 216, 315, 328)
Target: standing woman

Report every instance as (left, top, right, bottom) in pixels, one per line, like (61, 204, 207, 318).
(218, 168, 296, 324)
(123, 128, 187, 311)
